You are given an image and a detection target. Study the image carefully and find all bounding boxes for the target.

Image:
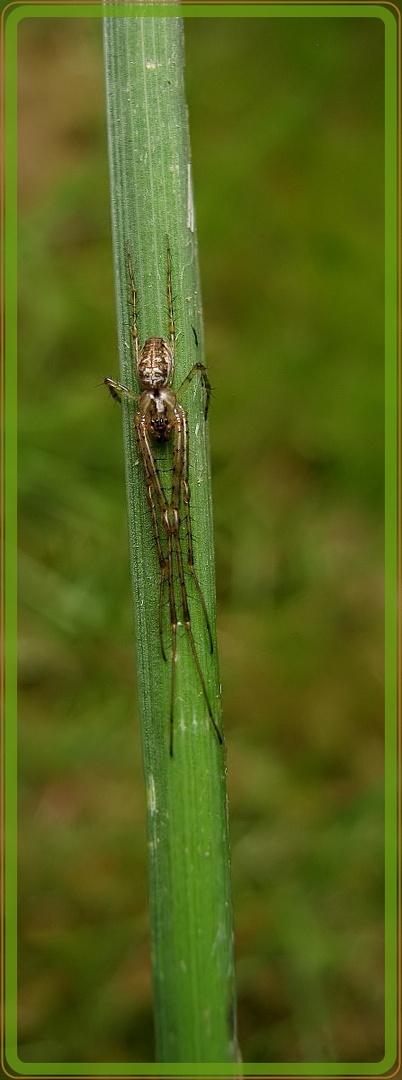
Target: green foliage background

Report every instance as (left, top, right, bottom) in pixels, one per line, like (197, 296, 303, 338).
(17, 13, 385, 1065)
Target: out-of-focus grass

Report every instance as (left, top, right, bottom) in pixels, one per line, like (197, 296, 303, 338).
(17, 15, 384, 1064)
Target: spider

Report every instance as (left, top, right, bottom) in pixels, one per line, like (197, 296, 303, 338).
(105, 238, 222, 756)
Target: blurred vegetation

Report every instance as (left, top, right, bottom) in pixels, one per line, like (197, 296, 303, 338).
(17, 14, 385, 1065)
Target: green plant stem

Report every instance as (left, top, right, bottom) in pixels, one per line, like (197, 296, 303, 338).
(102, 10, 238, 1065)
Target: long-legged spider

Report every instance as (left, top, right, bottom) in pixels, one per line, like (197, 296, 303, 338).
(105, 238, 222, 756)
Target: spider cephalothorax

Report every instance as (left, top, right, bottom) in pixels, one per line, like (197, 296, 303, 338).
(140, 387, 176, 443)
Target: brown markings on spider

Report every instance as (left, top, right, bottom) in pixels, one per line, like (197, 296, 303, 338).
(105, 238, 222, 756)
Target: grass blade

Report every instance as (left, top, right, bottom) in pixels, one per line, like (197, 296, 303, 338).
(102, 10, 239, 1064)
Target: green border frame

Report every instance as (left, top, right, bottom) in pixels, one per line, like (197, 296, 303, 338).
(2, 2, 399, 1076)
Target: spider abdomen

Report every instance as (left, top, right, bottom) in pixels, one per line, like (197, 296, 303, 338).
(138, 336, 173, 390)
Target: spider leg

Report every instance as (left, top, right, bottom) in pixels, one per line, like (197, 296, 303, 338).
(127, 242, 139, 367)
(171, 406, 222, 746)
(179, 406, 214, 654)
(166, 530, 178, 757)
(172, 525, 222, 747)
(104, 377, 138, 405)
(136, 416, 181, 754)
(166, 236, 175, 356)
(177, 362, 212, 421)
(105, 248, 140, 406)
(135, 416, 170, 663)
(158, 571, 168, 664)
(135, 408, 221, 753)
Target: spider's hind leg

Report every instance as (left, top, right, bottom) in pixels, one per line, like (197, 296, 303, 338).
(171, 406, 221, 746)
(173, 530, 222, 747)
(158, 567, 168, 663)
(182, 479, 214, 655)
(166, 531, 179, 757)
(178, 406, 214, 654)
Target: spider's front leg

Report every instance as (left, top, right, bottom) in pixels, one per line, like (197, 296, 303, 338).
(104, 377, 139, 405)
(177, 363, 212, 421)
